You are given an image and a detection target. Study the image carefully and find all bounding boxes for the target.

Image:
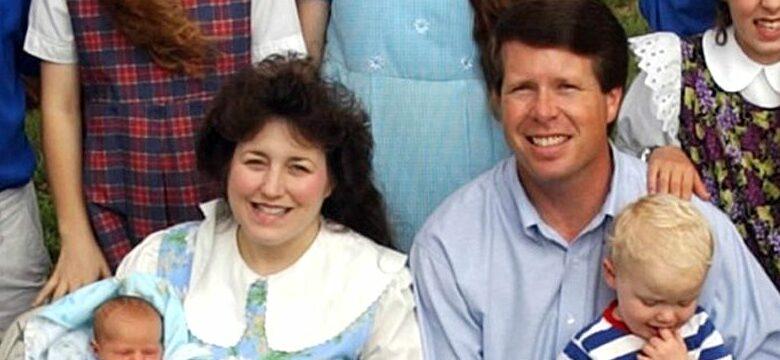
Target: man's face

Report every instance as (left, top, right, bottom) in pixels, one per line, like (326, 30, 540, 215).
(497, 41, 621, 187)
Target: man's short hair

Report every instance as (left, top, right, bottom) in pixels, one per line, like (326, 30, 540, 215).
(490, 0, 628, 94)
(608, 194, 714, 283)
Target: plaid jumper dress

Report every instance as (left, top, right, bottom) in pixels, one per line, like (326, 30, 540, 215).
(67, 0, 251, 269)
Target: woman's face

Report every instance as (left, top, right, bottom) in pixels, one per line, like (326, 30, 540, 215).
(227, 119, 331, 254)
(728, 0, 780, 64)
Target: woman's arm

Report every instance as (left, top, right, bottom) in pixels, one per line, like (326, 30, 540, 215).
(296, 0, 330, 65)
(615, 48, 709, 201)
(33, 61, 110, 306)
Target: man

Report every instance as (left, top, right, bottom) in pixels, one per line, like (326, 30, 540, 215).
(0, 0, 50, 337)
(410, 0, 780, 358)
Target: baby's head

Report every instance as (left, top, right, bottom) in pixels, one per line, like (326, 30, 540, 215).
(604, 194, 713, 340)
(91, 296, 163, 360)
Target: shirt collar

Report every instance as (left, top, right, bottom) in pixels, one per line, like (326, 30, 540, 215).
(183, 199, 407, 351)
(505, 145, 623, 244)
(703, 27, 780, 107)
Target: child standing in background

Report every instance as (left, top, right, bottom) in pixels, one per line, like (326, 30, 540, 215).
(0, 0, 50, 336)
(23, 0, 306, 304)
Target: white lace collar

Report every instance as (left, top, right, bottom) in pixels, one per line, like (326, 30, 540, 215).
(183, 200, 407, 352)
(703, 27, 780, 108)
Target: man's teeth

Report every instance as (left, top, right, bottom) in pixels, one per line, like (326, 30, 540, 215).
(531, 135, 567, 147)
(757, 19, 780, 30)
(255, 204, 286, 215)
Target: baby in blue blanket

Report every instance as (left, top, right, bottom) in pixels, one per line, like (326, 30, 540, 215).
(24, 273, 207, 360)
(92, 296, 163, 360)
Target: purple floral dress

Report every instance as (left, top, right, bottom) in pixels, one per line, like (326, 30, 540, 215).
(678, 35, 779, 289)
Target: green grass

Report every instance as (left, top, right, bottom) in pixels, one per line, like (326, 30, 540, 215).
(26, 1, 648, 263)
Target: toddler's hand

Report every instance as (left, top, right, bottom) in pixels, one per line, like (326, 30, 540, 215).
(638, 328, 689, 360)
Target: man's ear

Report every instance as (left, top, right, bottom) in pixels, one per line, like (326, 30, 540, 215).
(489, 91, 502, 120)
(603, 258, 617, 289)
(604, 86, 623, 125)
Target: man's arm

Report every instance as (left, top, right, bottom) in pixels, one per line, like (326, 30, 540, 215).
(410, 237, 482, 359)
(698, 204, 780, 358)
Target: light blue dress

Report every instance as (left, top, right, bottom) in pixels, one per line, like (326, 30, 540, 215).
(322, 0, 509, 251)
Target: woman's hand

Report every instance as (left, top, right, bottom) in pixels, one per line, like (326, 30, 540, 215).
(647, 146, 710, 201)
(33, 61, 111, 305)
(638, 329, 689, 360)
(33, 235, 110, 306)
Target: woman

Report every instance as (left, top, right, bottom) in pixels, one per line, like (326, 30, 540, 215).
(24, 0, 305, 302)
(117, 56, 421, 358)
(297, 0, 509, 251)
(616, 0, 779, 288)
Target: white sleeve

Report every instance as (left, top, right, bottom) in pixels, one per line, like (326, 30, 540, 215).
(250, 0, 307, 62)
(614, 32, 683, 158)
(115, 231, 164, 278)
(360, 269, 423, 360)
(24, 0, 78, 63)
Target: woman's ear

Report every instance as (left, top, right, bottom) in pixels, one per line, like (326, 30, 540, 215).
(603, 258, 617, 289)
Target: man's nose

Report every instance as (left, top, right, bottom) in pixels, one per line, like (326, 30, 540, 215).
(531, 89, 559, 120)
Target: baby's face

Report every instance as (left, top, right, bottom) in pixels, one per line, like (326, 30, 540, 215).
(613, 269, 701, 340)
(93, 312, 162, 360)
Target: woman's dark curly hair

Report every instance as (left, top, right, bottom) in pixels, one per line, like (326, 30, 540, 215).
(715, 1, 732, 45)
(196, 55, 394, 249)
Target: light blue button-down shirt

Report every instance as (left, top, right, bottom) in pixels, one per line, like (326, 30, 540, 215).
(411, 147, 780, 359)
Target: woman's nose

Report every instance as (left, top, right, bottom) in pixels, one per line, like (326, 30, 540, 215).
(260, 168, 284, 198)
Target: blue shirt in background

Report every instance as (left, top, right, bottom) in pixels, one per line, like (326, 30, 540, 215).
(1, 0, 38, 190)
(411, 147, 780, 359)
(640, 0, 718, 36)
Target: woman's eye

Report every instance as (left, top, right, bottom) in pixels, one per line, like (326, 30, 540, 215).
(290, 164, 311, 174)
(245, 158, 265, 167)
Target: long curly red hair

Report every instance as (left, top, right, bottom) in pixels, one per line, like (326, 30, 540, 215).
(99, 0, 216, 75)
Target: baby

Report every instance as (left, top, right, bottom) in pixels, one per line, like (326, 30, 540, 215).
(91, 296, 163, 360)
(560, 194, 731, 359)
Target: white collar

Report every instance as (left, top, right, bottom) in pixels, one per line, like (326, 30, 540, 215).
(184, 199, 407, 352)
(703, 27, 780, 108)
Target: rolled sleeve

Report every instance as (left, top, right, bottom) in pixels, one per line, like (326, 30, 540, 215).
(24, 0, 77, 64)
(251, 0, 307, 62)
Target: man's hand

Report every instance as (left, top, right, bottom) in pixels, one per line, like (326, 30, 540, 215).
(647, 146, 710, 201)
(639, 329, 689, 360)
(32, 235, 110, 306)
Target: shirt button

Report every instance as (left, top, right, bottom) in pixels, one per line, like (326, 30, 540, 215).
(566, 315, 576, 325)
(460, 56, 474, 70)
(368, 55, 385, 71)
(413, 18, 430, 34)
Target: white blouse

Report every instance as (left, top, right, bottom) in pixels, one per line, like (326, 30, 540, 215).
(116, 200, 422, 358)
(24, 0, 306, 64)
(615, 27, 780, 158)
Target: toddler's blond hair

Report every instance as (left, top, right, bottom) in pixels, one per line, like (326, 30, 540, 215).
(608, 194, 713, 286)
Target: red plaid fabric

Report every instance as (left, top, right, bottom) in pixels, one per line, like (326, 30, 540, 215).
(67, 0, 251, 269)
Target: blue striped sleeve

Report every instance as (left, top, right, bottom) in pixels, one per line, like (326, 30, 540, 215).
(561, 340, 591, 360)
